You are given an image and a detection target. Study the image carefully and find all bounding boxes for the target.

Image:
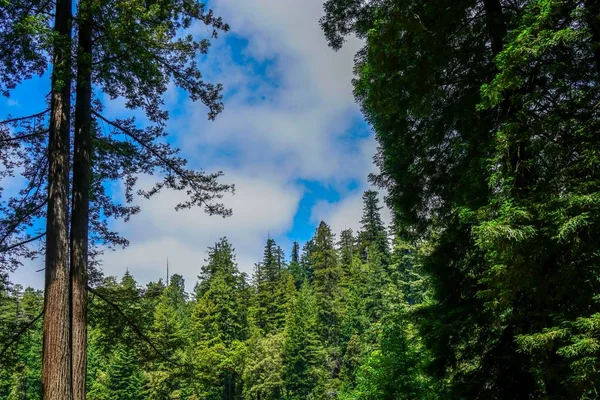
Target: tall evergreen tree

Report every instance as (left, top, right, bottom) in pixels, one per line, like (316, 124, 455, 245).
(251, 238, 288, 335)
(300, 239, 315, 283)
(282, 282, 325, 399)
(288, 241, 306, 288)
(191, 238, 247, 399)
(311, 222, 344, 342)
(309, 221, 345, 390)
(357, 191, 389, 267)
(338, 229, 356, 273)
(321, 0, 600, 396)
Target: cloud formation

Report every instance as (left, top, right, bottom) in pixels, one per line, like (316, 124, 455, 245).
(10, 0, 384, 291)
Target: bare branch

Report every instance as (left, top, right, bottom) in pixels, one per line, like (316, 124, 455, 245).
(0, 199, 48, 248)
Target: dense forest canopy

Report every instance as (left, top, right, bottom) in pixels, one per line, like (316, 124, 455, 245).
(1, 191, 431, 399)
(2, 0, 600, 398)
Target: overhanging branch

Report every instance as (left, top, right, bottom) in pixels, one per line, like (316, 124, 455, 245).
(0, 311, 44, 358)
(87, 285, 184, 368)
(0, 109, 50, 125)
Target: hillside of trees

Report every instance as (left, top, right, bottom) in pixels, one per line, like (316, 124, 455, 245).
(1, 191, 435, 399)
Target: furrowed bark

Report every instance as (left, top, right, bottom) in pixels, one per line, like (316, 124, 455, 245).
(70, 1, 93, 398)
(42, 0, 72, 396)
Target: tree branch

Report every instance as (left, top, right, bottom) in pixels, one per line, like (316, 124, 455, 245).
(86, 285, 184, 367)
(0, 199, 48, 248)
(0, 109, 50, 125)
(0, 232, 46, 253)
(0, 129, 48, 144)
(92, 111, 192, 182)
(0, 310, 44, 359)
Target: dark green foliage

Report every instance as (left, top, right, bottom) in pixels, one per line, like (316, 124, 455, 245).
(357, 191, 389, 267)
(0, 205, 444, 400)
(311, 221, 344, 344)
(338, 229, 355, 274)
(251, 238, 289, 335)
(106, 344, 147, 400)
(288, 241, 307, 288)
(191, 237, 248, 400)
(322, 0, 600, 397)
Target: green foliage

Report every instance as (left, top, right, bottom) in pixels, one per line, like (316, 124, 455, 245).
(283, 282, 326, 399)
(322, 0, 600, 396)
(0, 205, 443, 400)
(242, 332, 285, 400)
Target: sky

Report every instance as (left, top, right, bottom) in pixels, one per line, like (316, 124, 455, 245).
(3, 0, 391, 291)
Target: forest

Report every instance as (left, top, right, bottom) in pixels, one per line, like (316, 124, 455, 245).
(1, 191, 431, 399)
(2, 0, 600, 398)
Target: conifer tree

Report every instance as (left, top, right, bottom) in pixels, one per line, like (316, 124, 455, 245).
(242, 332, 285, 400)
(338, 229, 355, 273)
(311, 222, 344, 342)
(357, 191, 389, 268)
(251, 238, 288, 335)
(191, 238, 247, 399)
(107, 344, 147, 400)
(300, 239, 315, 283)
(309, 221, 346, 391)
(288, 241, 306, 288)
(146, 275, 188, 398)
(282, 282, 325, 399)
(321, 0, 600, 395)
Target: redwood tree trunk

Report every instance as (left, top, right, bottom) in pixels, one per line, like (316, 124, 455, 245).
(42, 0, 72, 397)
(70, 1, 93, 398)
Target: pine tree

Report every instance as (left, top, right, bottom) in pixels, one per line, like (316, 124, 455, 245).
(251, 238, 288, 335)
(288, 241, 306, 288)
(107, 344, 147, 400)
(146, 274, 188, 398)
(282, 282, 325, 399)
(311, 222, 344, 342)
(309, 221, 346, 392)
(242, 332, 285, 400)
(191, 238, 248, 399)
(338, 229, 356, 274)
(357, 191, 389, 267)
(300, 239, 315, 283)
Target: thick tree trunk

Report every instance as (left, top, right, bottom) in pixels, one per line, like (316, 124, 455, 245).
(584, 0, 600, 77)
(42, 0, 72, 397)
(70, 2, 93, 398)
(482, 0, 506, 57)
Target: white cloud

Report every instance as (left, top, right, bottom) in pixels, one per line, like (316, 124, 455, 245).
(10, 0, 383, 292)
(96, 0, 378, 288)
(311, 189, 392, 237)
(98, 172, 301, 288)
(172, 0, 371, 182)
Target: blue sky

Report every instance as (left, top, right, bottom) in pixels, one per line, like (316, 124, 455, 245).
(3, 0, 390, 289)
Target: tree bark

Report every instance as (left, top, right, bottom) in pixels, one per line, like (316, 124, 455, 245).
(584, 0, 600, 77)
(70, 1, 93, 398)
(483, 0, 507, 57)
(42, 0, 72, 397)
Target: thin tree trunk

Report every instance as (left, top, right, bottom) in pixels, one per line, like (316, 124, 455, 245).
(42, 0, 72, 397)
(70, 0, 93, 398)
